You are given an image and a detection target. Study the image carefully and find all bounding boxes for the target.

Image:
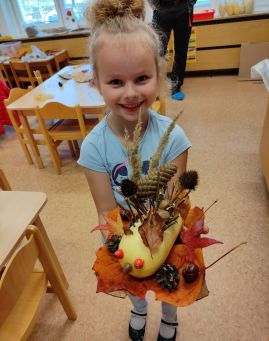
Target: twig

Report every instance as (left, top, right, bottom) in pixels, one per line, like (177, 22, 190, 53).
(205, 242, 247, 270)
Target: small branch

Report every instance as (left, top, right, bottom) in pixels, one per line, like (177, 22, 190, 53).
(205, 242, 247, 270)
(203, 199, 218, 214)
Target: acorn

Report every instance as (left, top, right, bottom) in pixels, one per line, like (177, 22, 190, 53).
(123, 263, 132, 273)
(182, 263, 199, 283)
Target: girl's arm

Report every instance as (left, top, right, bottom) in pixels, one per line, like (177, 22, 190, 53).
(169, 150, 188, 190)
(84, 168, 117, 238)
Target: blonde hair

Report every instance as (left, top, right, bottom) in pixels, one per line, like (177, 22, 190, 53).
(85, 0, 166, 94)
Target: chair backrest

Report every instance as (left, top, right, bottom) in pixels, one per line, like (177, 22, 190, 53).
(0, 234, 40, 325)
(0, 63, 13, 88)
(54, 50, 69, 72)
(0, 225, 76, 339)
(0, 169, 11, 190)
(33, 70, 43, 85)
(35, 102, 88, 137)
(9, 62, 36, 88)
(4, 86, 33, 106)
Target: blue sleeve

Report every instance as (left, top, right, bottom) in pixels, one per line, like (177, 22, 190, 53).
(163, 124, 192, 163)
(77, 132, 107, 172)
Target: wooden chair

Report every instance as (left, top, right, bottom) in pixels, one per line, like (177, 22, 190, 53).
(54, 50, 70, 72)
(0, 224, 77, 340)
(0, 63, 14, 88)
(34, 102, 105, 174)
(0, 169, 11, 190)
(4, 87, 44, 169)
(29, 60, 54, 81)
(9, 62, 36, 88)
(152, 95, 166, 116)
(33, 70, 43, 85)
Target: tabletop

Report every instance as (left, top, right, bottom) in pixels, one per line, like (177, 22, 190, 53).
(6, 64, 105, 111)
(0, 191, 47, 270)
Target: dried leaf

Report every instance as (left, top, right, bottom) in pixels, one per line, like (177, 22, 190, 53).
(92, 244, 205, 307)
(179, 207, 222, 267)
(138, 210, 165, 250)
(91, 207, 125, 236)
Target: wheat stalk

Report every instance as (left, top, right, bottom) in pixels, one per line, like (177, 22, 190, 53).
(148, 111, 183, 174)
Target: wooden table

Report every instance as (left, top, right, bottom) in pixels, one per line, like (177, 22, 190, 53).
(6, 64, 105, 168)
(0, 191, 68, 287)
(7, 64, 105, 110)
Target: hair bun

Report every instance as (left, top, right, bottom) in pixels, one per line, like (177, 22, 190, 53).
(86, 0, 145, 28)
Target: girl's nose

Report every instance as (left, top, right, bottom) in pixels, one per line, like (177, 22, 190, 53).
(125, 82, 138, 99)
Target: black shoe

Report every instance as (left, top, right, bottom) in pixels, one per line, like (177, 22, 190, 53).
(129, 310, 147, 341)
(157, 319, 178, 341)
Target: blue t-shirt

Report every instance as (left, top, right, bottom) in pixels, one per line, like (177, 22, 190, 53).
(78, 110, 191, 207)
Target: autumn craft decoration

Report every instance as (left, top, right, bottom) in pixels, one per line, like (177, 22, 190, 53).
(92, 113, 245, 306)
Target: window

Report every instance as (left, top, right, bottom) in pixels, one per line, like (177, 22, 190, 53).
(195, 0, 211, 7)
(63, 0, 89, 22)
(8, 0, 90, 33)
(16, 0, 59, 25)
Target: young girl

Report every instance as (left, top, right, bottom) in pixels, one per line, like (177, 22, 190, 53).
(78, 1, 191, 340)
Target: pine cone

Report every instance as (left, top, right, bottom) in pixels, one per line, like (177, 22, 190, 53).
(106, 235, 122, 254)
(156, 263, 179, 291)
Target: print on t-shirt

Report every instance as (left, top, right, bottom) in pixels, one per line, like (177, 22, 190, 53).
(112, 160, 150, 186)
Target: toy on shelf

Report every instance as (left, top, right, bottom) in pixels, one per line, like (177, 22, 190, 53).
(91, 113, 245, 306)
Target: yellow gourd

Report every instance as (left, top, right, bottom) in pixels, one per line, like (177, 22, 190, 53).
(118, 217, 183, 278)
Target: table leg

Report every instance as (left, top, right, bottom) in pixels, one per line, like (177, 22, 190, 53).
(34, 215, 69, 289)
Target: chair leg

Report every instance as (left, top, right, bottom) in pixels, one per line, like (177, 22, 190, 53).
(73, 141, 80, 158)
(7, 110, 34, 165)
(34, 215, 69, 289)
(20, 113, 44, 169)
(26, 226, 77, 321)
(44, 137, 62, 174)
(67, 141, 76, 158)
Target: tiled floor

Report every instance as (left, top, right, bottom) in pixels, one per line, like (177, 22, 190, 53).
(1, 75, 269, 340)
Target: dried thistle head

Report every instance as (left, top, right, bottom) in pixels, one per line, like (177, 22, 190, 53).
(121, 179, 138, 197)
(179, 170, 198, 190)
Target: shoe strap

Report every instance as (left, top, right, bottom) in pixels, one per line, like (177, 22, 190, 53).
(131, 310, 147, 317)
(161, 319, 178, 327)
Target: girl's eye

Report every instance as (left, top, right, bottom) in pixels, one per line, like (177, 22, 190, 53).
(137, 75, 149, 82)
(109, 79, 122, 85)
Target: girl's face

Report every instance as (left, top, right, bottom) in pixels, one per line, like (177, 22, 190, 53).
(95, 34, 158, 125)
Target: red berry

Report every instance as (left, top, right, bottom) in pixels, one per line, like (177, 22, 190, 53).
(114, 249, 124, 259)
(134, 258, 144, 269)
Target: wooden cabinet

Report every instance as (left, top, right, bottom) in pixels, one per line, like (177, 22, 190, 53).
(167, 13, 269, 72)
(260, 97, 269, 191)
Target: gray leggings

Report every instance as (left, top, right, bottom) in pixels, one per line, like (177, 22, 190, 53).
(128, 293, 177, 323)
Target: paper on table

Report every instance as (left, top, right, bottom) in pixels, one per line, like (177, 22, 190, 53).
(251, 59, 269, 93)
(34, 93, 54, 102)
(72, 70, 93, 83)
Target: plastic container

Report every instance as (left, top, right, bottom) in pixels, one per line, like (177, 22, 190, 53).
(193, 9, 215, 21)
(0, 41, 22, 57)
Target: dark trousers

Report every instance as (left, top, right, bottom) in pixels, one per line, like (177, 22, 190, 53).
(153, 3, 192, 92)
